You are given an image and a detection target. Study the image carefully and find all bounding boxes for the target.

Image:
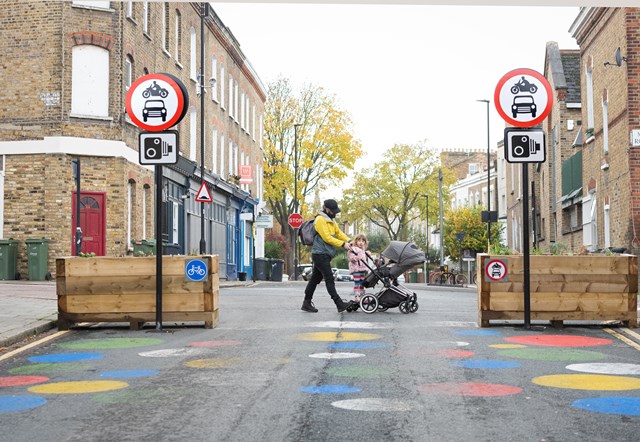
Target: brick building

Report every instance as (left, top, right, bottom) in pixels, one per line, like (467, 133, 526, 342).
(570, 7, 640, 253)
(0, 1, 266, 279)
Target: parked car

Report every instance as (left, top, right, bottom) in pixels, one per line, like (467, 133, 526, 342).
(335, 269, 354, 282)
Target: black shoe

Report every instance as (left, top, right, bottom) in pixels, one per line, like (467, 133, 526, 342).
(301, 300, 318, 313)
(336, 299, 348, 312)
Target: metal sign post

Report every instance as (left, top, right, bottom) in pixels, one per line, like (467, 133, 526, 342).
(155, 165, 163, 330)
(521, 164, 531, 329)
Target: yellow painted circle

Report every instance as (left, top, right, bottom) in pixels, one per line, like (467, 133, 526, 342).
(184, 358, 240, 369)
(489, 344, 527, 349)
(533, 374, 640, 391)
(294, 332, 382, 342)
(28, 380, 128, 394)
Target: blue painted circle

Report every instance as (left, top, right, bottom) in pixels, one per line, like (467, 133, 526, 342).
(99, 370, 160, 378)
(573, 397, 640, 416)
(452, 330, 502, 336)
(0, 395, 47, 414)
(185, 259, 207, 281)
(452, 359, 521, 369)
(27, 352, 104, 363)
(328, 342, 389, 349)
(300, 385, 362, 395)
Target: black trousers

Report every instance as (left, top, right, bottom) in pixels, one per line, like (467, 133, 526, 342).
(304, 253, 341, 303)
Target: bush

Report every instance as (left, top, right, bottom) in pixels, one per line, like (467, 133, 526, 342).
(265, 232, 289, 259)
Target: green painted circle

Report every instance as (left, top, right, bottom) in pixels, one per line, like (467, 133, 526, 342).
(59, 338, 164, 350)
(9, 363, 91, 375)
(497, 348, 607, 362)
(326, 366, 391, 378)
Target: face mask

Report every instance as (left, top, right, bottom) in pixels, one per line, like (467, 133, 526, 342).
(327, 211, 336, 219)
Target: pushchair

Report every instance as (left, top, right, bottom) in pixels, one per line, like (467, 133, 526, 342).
(358, 241, 425, 314)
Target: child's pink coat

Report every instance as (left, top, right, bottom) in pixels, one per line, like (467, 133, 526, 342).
(348, 246, 368, 273)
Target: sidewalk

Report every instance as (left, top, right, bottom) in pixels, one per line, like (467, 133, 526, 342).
(0, 279, 249, 349)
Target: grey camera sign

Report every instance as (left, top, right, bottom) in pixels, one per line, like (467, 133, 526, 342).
(139, 131, 179, 165)
(504, 128, 546, 163)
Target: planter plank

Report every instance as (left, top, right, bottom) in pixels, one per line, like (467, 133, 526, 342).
(478, 254, 638, 328)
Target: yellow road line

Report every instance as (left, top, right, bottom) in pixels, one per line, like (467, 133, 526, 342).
(620, 327, 640, 341)
(604, 328, 640, 352)
(0, 330, 70, 363)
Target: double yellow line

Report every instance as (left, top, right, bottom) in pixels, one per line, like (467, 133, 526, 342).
(0, 330, 70, 363)
(604, 327, 640, 351)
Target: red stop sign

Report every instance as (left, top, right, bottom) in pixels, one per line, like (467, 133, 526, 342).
(288, 213, 303, 229)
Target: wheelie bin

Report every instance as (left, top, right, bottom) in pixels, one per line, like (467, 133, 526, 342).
(26, 238, 51, 281)
(270, 259, 284, 282)
(254, 257, 270, 280)
(0, 238, 20, 280)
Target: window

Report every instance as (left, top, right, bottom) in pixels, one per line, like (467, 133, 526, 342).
(175, 11, 182, 64)
(212, 126, 218, 173)
(585, 57, 594, 133)
(125, 55, 133, 91)
(234, 81, 239, 122)
(190, 27, 197, 80)
(604, 201, 610, 248)
(126, 0, 133, 18)
(127, 180, 133, 249)
(583, 194, 596, 251)
(73, 1, 110, 9)
(190, 107, 197, 161)
(142, 1, 149, 34)
(228, 140, 233, 176)
(252, 105, 256, 140)
(219, 134, 225, 176)
(162, 3, 169, 52)
(228, 77, 234, 118)
(71, 45, 109, 117)
(142, 185, 149, 239)
(210, 56, 218, 102)
(602, 90, 609, 154)
(220, 64, 225, 110)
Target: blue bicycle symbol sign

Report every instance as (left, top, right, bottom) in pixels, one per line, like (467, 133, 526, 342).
(185, 259, 208, 282)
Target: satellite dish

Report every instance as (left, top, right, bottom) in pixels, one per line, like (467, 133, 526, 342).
(615, 47, 625, 67)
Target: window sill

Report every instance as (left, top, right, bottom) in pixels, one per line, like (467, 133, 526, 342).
(175, 61, 184, 70)
(70, 113, 113, 122)
(585, 135, 595, 145)
(601, 162, 609, 170)
(143, 32, 151, 41)
(162, 49, 171, 58)
(126, 16, 137, 26)
(71, 4, 114, 13)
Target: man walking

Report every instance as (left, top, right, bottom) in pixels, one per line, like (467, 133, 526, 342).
(301, 199, 352, 313)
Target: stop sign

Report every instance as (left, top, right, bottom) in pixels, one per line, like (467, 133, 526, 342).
(288, 213, 303, 229)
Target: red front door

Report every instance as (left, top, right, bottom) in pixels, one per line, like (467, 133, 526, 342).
(72, 192, 106, 256)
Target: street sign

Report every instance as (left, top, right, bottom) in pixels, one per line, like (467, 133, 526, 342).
(504, 128, 546, 163)
(255, 215, 273, 229)
(195, 182, 213, 203)
(126, 73, 188, 132)
(288, 213, 303, 229)
(494, 68, 553, 128)
(485, 259, 508, 282)
(185, 258, 208, 282)
(139, 131, 179, 165)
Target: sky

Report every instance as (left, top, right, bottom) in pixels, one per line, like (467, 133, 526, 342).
(212, 2, 581, 193)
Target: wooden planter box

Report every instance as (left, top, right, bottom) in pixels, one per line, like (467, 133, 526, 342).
(56, 255, 219, 330)
(477, 253, 638, 328)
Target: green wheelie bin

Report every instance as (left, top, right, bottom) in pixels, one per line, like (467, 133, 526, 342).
(26, 238, 51, 281)
(0, 238, 20, 280)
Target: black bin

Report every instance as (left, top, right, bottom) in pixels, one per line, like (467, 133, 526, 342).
(254, 257, 270, 281)
(270, 259, 284, 282)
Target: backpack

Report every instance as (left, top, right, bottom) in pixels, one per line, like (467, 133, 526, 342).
(298, 217, 317, 246)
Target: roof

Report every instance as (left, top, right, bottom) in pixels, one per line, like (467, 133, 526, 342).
(545, 42, 581, 105)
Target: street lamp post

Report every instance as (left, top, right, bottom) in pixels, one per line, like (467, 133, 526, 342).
(477, 99, 491, 250)
(199, 2, 207, 254)
(425, 194, 429, 284)
(293, 123, 302, 280)
(438, 169, 444, 266)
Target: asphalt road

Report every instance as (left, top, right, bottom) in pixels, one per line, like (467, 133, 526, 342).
(1, 281, 639, 442)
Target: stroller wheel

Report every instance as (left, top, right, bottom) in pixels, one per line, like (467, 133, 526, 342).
(410, 301, 419, 313)
(360, 294, 378, 314)
(399, 301, 411, 314)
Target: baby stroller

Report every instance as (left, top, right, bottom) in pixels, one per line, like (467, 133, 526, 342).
(358, 241, 425, 314)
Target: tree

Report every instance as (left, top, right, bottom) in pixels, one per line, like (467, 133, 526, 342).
(442, 205, 504, 261)
(263, 77, 363, 274)
(342, 141, 455, 241)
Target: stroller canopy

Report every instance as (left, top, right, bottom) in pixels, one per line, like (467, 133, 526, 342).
(382, 241, 426, 269)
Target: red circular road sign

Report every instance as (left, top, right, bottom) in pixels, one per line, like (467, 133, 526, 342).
(126, 73, 188, 132)
(494, 68, 553, 128)
(485, 259, 508, 281)
(288, 213, 303, 229)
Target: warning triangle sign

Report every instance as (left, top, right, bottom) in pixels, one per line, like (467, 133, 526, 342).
(195, 182, 213, 203)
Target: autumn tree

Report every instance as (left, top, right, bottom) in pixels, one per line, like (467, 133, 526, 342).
(442, 205, 504, 261)
(342, 141, 455, 241)
(263, 77, 363, 275)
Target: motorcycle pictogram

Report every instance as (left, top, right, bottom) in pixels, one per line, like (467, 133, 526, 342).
(510, 76, 538, 94)
(142, 81, 169, 99)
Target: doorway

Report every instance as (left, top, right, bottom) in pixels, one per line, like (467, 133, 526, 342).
(72, 192, 106, 255)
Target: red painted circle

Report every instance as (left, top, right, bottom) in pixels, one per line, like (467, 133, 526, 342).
(417, 382, 522, 397)
(188, 341, 242, 347)
(494, 68, 553, 128)
(438, 349, 475, 358)
(504, 335, 612, 347)
(288, 213, 303, 229)
(0, 375, 49, 387)
(125, 73, 187, 132)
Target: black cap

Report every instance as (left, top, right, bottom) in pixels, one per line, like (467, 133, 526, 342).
(323, 199, 341, 214)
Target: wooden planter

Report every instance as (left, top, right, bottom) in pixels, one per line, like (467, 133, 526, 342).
(477, 253, 638, 328)
(56, 255, 219, 330)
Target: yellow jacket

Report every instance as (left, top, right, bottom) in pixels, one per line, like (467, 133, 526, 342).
(312, 212, 350, 256)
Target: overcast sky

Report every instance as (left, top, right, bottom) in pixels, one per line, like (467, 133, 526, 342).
(213, 3, 581, 192)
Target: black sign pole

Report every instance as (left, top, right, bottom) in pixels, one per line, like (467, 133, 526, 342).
(155, 164, 163, 330)
(522, 163, 531, 329)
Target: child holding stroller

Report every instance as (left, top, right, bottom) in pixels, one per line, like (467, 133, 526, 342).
(349, 234, 369, 302)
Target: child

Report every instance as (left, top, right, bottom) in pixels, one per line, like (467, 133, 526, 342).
(348, 234, 369, 301)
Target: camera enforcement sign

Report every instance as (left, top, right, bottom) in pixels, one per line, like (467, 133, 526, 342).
(139, 131, 178, 165)
(126, 73, 188, 132)
(504, 128, 545, 163)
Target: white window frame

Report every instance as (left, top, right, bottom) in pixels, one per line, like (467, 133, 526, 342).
(211, 126, 218, 173)
(162, 3, 169, 53)
(602, 91, 609, 154)
(604, 201, 610, 249)
(190, 27, 197, 80)
(127, 181, 132, 249)
(228, 139, 233, 176)
(190, 107, 197, 161)
(228, 77, 234, 119)
(175, 11, 182, 64)
(220, 64, 225, 111)
(71, 45, 110, 118)
(586, 57, 595, 132)
(219, 134, 225, 177)
(142, 1, 149, 34)
(210, 56, 218, 103)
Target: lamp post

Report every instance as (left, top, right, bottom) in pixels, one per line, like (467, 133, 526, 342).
(424, 194, 429, 284)
(293, 123, 302, 280)
(438, 169, 444, 266)
(199, 2, 207, 254)
(477, 99, 491, 250)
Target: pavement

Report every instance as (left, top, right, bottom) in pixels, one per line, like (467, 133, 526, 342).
(0, 279, 248, 350)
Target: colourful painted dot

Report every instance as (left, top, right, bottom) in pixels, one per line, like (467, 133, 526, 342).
(309, 353, 365, 359)
(27, 353, 104, 363)
(326, 366, 391, 378)
(9, 363, 90, 375)
(329, 342, 389, 349)
(497, 348, 607, 362)
(99, 370, 160, 378)
(294, 332, 382, 342)
(0, 396, 47, 414)
(59, 338, 163, 349)
(0, 376, 49, 387)
(29, 380, 128, 394)
(565, 363, 640, 376)
(573, 397, 640, 416)
(184, 358, 240, 369)
(139, 348, 205, 358)
(188, 340, 242, 347)
(489, 344, 527, 349)
(331, 398, 415, 411)
(300, 385, 362, 394)
(438, 349, 475, 358)
(453, 330, 502, 336)
(504, 335, 612, 347)
(533, 374, 640, 391)
(417, 382, 523, 397)
(452, 360, 521, 369)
